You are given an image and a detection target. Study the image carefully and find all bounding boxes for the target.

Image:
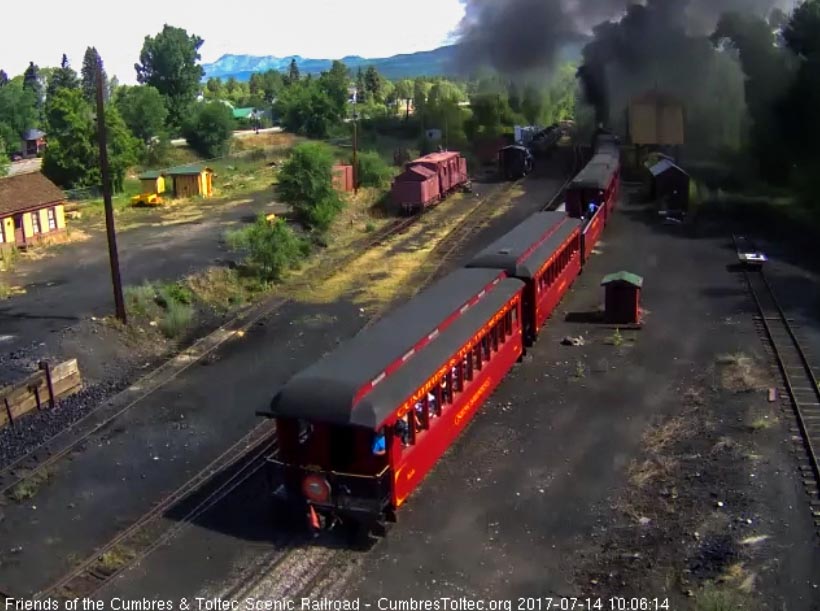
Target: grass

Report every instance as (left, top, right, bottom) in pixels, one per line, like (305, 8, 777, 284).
(574, 360, 586, 379)
(8, 469, 52, 502)
(185, 267, 267, 313)
(694, 585, 749, 611)
(0, 281, 10, 300)
(124, 281, 194, 339)
(748, 416, 774, 431)
(157, 300, 194, 339)
(716, 352, 770, 393)
(607, 328, 624, 347)
(97, 545, 136, 573)
(0, 246, 18, 272)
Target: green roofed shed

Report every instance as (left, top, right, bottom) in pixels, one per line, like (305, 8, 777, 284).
(601, 271, 643, 288)
(601, 271, 643, 324)
(233, 107, 257, 120)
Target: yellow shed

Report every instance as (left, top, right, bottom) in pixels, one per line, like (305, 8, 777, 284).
(137, 170, 166, 195)
(166, 165, 214, 199)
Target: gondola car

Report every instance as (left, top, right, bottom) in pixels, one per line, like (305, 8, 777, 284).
(467, 212, 582, 345)
(261, 269, 524, 534)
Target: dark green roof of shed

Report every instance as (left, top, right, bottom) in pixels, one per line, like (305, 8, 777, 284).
(138, 170, 163, 180)
(601, 271, 643, 288)
(165, 164, 211, 176)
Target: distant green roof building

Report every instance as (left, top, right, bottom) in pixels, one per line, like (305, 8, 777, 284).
(233, 107, 258, 120)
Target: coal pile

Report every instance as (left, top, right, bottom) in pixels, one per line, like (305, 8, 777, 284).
(0, 379, 129, 469)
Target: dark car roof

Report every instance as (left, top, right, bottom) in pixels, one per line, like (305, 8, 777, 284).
(466, 212, 582, 279)
(268, 268, 515, 429)
(571, 151, 619, 190)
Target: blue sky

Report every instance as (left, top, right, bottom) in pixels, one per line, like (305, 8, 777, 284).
(1, 0, 466, 83)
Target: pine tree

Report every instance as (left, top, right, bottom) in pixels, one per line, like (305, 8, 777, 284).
(47, 54, 80, 99)
(287, 58, 300, 85)
(23, 62, 43, 110)
(0, 70, 8, 87)
(81, 47, 107, 104)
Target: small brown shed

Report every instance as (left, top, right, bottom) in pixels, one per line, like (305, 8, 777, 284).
(648, 158, 689, 211)
(166, 165, 214, 198)
(601, 271, 643, 325)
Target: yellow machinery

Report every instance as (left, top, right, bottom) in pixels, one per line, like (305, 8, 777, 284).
(131, 193, 164, 207)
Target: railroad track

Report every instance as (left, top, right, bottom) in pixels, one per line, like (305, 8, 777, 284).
(34, 420, 276, 600)
(0, 207, 427, 506)
(8, 179, 512, 600)
(734, 236, 820, 532)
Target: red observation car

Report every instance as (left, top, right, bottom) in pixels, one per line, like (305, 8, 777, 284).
(262, 268, 524, 534)
(467, 212, 583, 345)
(391, 151, 468, 214)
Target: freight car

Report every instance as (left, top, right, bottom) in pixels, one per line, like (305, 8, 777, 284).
(390, 151, 469, 214)
(261, 134, 621, 536)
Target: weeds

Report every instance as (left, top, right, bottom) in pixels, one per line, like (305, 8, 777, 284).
(693, 584, 749, 611)
(125, 283, 157, 318)
(364, 222, 376, 233)
(574, 360, 586, 378)
(0, 282, 10, 300)
(97, 546, 136, 573)
(608, 328, 624, 347)
(8, 469, 52, 502)
(0, 247, 18, 272)
(124, 281, 195, 339)
(158, 300, 194, 339)
(748, 417, 773, 431)
(716, 352, 769, 393)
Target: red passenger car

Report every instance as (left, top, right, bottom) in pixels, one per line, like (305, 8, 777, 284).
(391, 151, 468, 213)
(262, 268, 524, 534)
(565, 148, 620, 263)
(467, 212, 583, 345)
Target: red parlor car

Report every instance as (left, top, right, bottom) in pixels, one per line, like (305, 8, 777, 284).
(261, 268, 524, 534)
(467, 212, 582, 345)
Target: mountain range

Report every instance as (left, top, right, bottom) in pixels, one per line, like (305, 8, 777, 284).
(202, 43, 586, 82)
(202, 46, 459, 82)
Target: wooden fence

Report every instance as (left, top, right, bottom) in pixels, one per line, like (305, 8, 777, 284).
(0, 360, 83, 429)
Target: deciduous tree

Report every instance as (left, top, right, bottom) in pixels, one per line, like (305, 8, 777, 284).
(181, 101, 234, 158)
(115, 85, 168, 144)
(276, 141, 342, 232)
(135, 25, 205, 133)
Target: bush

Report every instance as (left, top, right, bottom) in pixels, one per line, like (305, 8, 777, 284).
(125, 281, 195, 338)
(157, 282, 194, 307)
(226, 216, 309, 282)
(277, 142, 343, 232)
(182, 101, 234, 159)
(356, 151, 394, 189)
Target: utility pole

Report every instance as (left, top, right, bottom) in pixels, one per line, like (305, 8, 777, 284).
(352, 89, 358, 195)
(95, 58, 126, 324)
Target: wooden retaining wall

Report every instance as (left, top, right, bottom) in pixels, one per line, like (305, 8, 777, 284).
(0, 360, 83, 429)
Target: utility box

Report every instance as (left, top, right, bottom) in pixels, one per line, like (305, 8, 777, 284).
(601, 271, 643, 324)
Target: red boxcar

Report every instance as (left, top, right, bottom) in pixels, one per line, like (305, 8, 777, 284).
(467, 212, 583, 345)
(390, 165, 440, 212)
(391, 151, 468, 213)
(263, 268, 524, 533)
